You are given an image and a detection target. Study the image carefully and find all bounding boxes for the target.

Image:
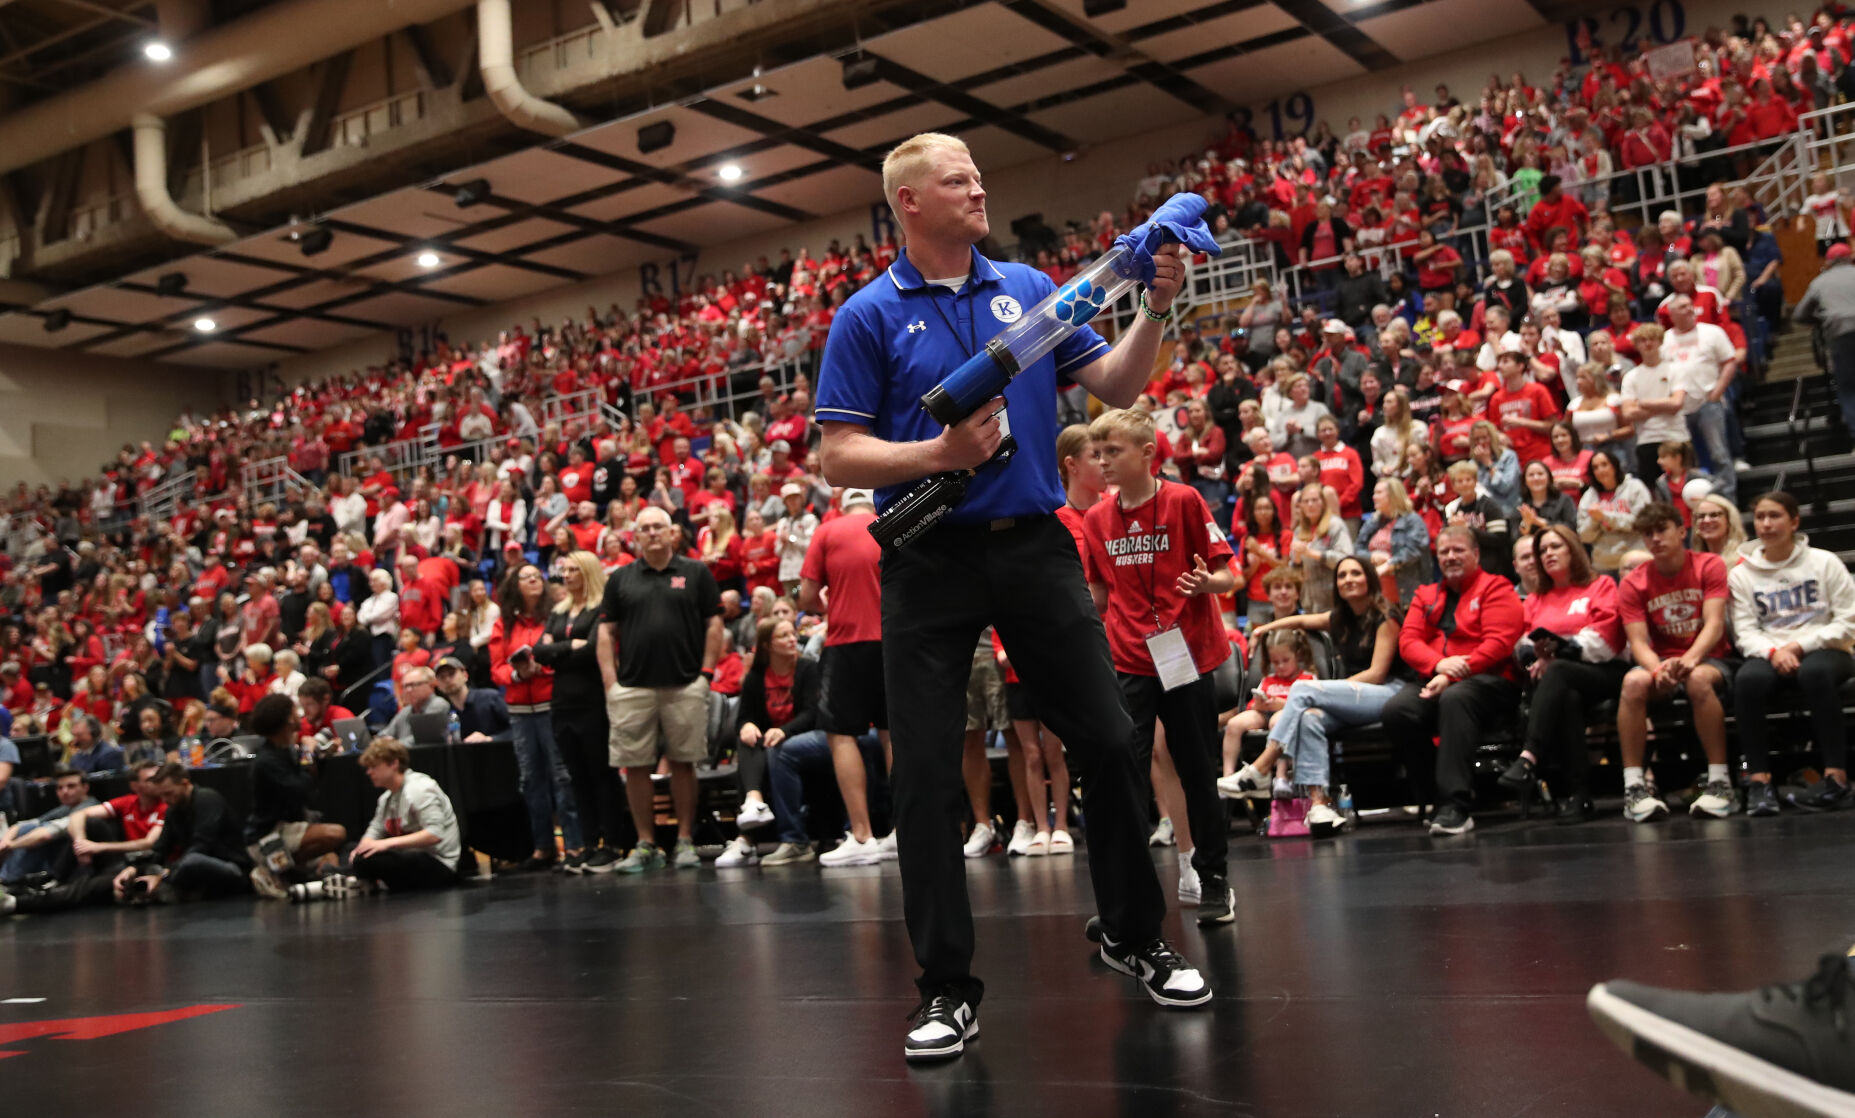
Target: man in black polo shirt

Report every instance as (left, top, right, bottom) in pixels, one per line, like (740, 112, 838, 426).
(596, 506, 724, 873)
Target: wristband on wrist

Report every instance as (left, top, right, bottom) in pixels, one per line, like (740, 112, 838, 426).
(1138, 290, 1171, 323)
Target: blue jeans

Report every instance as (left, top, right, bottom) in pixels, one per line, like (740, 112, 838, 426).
(1268, 679, 1407, 789)
(1685, 400, 1737, 503)
(1, 820, 65, 884)
(766, 730, 831, 844)
(511, 712, 583, 852)
(167, 851, 249, 898)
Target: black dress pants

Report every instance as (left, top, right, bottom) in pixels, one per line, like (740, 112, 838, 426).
(1525, 659, 1629, 796)
(1382, 674, 1521, 812)
(882, 515, 1164, 1006)
(1120, 672, 1227, 880)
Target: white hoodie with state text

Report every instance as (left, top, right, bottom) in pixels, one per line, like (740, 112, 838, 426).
(1727, 532, 1855, 659)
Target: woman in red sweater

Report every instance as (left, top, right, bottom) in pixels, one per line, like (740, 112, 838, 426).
(1499, 523, 1625, 823)
(491, 563, 586, 872)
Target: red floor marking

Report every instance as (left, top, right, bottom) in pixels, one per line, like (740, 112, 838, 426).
(0, 1005, 241, 1059)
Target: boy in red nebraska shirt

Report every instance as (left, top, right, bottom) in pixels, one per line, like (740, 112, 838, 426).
(1081, 408, 1237, 926)
(1380, 525, 1524, 835)
(1486, 350, 1560, 464)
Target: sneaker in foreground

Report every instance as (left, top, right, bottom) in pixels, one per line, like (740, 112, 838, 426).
(875, 831, 898, 861)
(736, 799, 776, 831)
(249, 865, 289, 901)
(905, 991, 978, 1062)
(819, 834, 884, 867)
(1689, 779, 1739, 818)
(557, 850, 587, 874)
(671, 838, 700, 869)
(1177, 859, 1201, 904)
(1048, 830, 1074, 855)
(1096, 929, 1213, 1007)
(1624, 782, 1669, 823)
(1147, 817, 1175, 847)
(1745, 780, 1782, 817)
(760, 841, 815, 866)
(583, 847, 621, 874)
(962, 821, 997, 858)
(1271, 776, 1295, 799)
(1428, 804, 1475, 836)
(1006, 819, 1037, 856)
(615, 842, 666, 874)
(714, 836, 759, 867)
(322, 873, 369, 898)
(1587, 947, 1855, 1118)
(1216, 764, 1268, 800)
(1786, 775, 1852, 812)
(1306, 801, 1345, 837)
(1196, 874, 1236, 927)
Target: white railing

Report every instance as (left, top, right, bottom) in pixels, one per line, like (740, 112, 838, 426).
(66, 194, 129, 242)
(140, 471, 197, 524)
(331, 90, 428, 151)
(241, 455, 314, 508)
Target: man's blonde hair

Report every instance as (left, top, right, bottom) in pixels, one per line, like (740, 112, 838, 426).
(882, 133, 972, 215)
(1088, 407, 1157, 447)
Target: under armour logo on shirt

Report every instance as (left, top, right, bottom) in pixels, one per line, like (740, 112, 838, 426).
(907, 321, 927, 334)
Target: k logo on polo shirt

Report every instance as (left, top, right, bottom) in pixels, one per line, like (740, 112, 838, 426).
(990, 295, 1022, 323)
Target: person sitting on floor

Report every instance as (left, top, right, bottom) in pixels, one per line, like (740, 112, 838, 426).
(0, 766, 98, 888)
(244, 695, 348, 900)
(317, 736, 462, 898)
(113, 762, 253, 904)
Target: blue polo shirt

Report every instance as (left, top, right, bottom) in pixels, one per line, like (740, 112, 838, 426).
(815, 246, 1109, 524)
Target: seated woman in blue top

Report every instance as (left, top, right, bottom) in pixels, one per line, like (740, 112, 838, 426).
(1355, 477, 1432, 606)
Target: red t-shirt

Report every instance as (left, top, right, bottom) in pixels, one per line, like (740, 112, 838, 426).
(1248, 670, 1314, 711)
(1487, 381, 1560, 463)
(102, 793, 168, 841)
(1618, 550, 1730, 661)
(1081, 481, 1235, 676)
(763, 668, 795, 726)
(557, 463, 595, 505)
(797, 509, 882, 645)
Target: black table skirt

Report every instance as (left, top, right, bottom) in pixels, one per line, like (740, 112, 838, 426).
(20, 741, 531, 863)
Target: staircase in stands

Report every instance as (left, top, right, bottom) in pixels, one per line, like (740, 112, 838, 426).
(1737, 335, 1853, 564)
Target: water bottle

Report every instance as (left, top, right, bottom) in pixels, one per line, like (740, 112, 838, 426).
(1338, 783, 1357, 826)
(446, 708, 460, 745)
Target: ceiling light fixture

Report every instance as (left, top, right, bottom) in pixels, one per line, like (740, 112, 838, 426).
(841, 53, 882, 90)
(638, 120, 676, 154)
(453, 179, 491, 208)
(155, 272, 188, 296)
(193, 317, 216, 333)
(718, 164, 743, 183)
(417, 251, 441, 268)
(144, 41, 173, 62)
(299, 227, 333, 256)
(43, 310, 70, 333)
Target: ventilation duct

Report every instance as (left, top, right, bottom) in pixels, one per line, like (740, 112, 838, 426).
(132, 113, 236, 245)
(477, 0, 586, 138)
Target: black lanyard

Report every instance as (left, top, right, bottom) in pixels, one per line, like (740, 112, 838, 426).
(923, 279, 980, 360)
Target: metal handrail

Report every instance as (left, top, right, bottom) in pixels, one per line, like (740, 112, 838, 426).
(1793, 329, 1827, 517)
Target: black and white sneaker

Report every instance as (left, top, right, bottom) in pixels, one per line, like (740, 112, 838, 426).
(1588, 947, 1855, 1118)
(1097, 931, 1213, 1007)
(904, 992, 978, 1062)
(1428, 804, 1475, 836)
(1196, 874, 1236, 927)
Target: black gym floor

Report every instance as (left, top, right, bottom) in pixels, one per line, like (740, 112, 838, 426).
(5, 809, 1850, 1116)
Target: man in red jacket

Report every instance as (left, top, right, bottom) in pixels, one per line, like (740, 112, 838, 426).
(1380, 526, 1524, 835)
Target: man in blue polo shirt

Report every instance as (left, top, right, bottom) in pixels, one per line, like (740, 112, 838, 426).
(817, 132, 1213, 1062)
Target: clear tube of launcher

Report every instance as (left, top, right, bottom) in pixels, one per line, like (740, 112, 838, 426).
(920, 244, 1142, 426)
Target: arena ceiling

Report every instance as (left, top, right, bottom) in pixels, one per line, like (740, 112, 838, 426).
(0, 0, 1592, 368)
